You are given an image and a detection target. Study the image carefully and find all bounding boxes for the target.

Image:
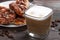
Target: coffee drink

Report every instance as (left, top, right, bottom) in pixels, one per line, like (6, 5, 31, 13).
(25, 5, 53, 39)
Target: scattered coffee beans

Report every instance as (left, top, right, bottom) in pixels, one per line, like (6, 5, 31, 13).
(51, 20, 58, 27)
(55, 19, 60, 23)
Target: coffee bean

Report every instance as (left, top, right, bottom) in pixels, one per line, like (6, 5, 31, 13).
(7, 35, 14, 40)
(55, 20, 60, 23)
(55, 23, 58, 27)
(51, 20, 58, 28)
(58, 29, 60, 31)
(52, 21, 55, 24)
(3, 30, 15, 40)
(51, 23, 58, 27)
(58, 33, 60, 35)
(51, 25, 54, 27)
(0, 29, 14, 40)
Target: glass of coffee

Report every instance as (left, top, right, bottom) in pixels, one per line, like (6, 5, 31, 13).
(25, 5, 53, 39)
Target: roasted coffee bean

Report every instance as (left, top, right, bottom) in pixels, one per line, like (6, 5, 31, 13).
(52, 21, 55, 24)
(51, 23, 58, 27)
(58, 29, 60, 31)
(51, 20, 58, 28)
(59, 33, 60, 35)
(6, 33, 14, 40)
(0, 34, 4, 37)
(51, 25, 56, 27)
(0, 30, 4, 37)
(5, 31, 9, 35)
(55, 19, 60, 23)
(2, 30, 15, 40)
(55, 23, 58, 27)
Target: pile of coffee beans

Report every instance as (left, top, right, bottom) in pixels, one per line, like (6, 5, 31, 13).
(51, 19, 60, 35)
(0, 29, 15, 40)
(0, 25, 27, 40)
(51, 21, 58, 28)
(51, 19, 60, 28)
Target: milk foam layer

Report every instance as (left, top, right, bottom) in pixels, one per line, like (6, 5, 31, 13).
(25, 5, 53, 20)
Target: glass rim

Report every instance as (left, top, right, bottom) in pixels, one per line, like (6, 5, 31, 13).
(24, 14, 43, 18)
(24, 11, 53, 21)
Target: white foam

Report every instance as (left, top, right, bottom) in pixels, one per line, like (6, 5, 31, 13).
(25, 5, 53, 20)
